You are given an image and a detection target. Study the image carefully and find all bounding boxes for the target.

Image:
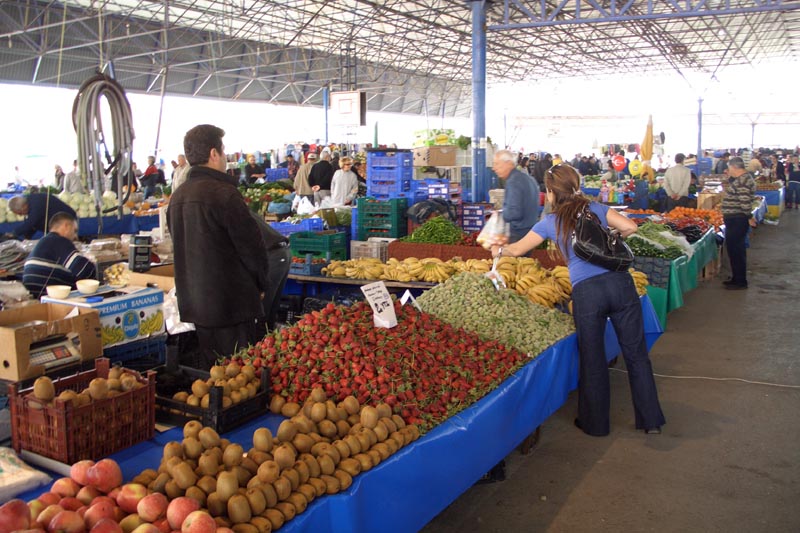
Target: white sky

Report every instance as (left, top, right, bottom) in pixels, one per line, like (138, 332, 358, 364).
(2, 60, 797, 185)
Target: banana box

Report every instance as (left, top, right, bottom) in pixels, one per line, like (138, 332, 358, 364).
(42, 286, 165, 348)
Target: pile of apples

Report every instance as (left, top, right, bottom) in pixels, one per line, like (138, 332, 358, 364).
(0, 458, 215, 533)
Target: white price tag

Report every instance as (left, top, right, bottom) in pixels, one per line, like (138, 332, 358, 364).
(360, 281, 397, 329)
(400, 290, 422, 312)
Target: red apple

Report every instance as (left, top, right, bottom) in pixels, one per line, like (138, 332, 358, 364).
(38, 493, 62, 507)
(88, 497, 116, 509)
(130, 525, 160, 533)
(76, 506, 88, 519)
(89, 518, 123, 533)
(113, 507, 126, 523)
(86, 460, 123, 494)
(36, 505, 64, 529)
(106, 488, 121, 502)
(52, 478, 82, 498)
(136, 493, 168, 523)
(115, 484, 148, 514)
(58, 498, 83, 512)
(180, 511, 215, 533)
(118, 514, 144, 533)
(76, 487, 101, 506)
(48, 510, 86, 533)
(151, 519, 170, 533)
(83, 500, 116, 529)
(12, 530, 44, 533)
(165, 498, 199, 531)
(70, 461, 95, 487)
(29, 499, 47, 523)
(0, 499, 31, 533)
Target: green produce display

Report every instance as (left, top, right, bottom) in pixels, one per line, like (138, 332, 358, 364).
(636, 221, 693, 254)
(417, 272, 576, 357)
(401, 216, 464, 245)
(626, 238, 684, 259)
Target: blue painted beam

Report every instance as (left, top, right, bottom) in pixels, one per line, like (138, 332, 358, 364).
(490, 0, 799, 29)
(471, 0, 488, 203)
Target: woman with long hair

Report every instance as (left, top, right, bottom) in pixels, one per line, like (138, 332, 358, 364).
(493, 163, 665, 436)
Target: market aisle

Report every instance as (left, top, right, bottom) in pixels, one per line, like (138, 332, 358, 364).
(423, 212, 800, 533)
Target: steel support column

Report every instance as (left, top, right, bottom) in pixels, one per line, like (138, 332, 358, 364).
(323, 85, 329, 145)
(697, 98, 703, 161)
(471, 0, 487, 203)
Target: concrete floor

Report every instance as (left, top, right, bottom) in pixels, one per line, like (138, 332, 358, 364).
(423, 210, 800, 533)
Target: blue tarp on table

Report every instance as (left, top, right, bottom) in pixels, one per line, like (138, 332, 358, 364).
(0, 214, 140, 238)
(19, 297, 662, 533)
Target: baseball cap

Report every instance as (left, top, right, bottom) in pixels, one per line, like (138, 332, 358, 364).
(308, 153, 318, 160)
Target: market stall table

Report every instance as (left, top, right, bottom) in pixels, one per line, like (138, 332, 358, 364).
(18, 298, 661, 532)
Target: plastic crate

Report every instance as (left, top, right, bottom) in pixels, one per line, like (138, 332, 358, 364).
(366, 150, 413, 168)
(357, 197, 409, 215)
(104, 335, 167, 371)
(359, 228, 407, 240)
(351, 208, 359, 240)
(270, 217, 324, 236)
(368, 166, 414, 181)
(153, 364, 270, 434)
(265, 168, 289, 182)
(290, 231, 347, 259)
(350, 240, 389, 262)
(289, 254, 329, 276)
(461, 202, 493, 216)
(368, 179, 412, 196)
(9, 358, 155, 464)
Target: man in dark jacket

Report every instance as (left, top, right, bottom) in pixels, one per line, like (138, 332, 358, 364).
(8, 193, 77, 240)
(167, 124, 270, 367)
(493, 150, 540, 243)
(308, 151, 334, 205)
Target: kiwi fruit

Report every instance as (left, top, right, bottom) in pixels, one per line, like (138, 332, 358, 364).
(183, 420, 203, 439)
(320, 474, 340, 495)
(163, 441, 183, 460)
(231, 465, 252, 487)
(391, 414, 406, 429)
(276, 420, 298, 442)
(342, 395, 359, 415)
(198, 427, 221, 449)
(307, 477, 327, 497)
(336, 420, 351, 438)
(317, 454, 335, 476)
(309, 387, 327, 403)
(184, 486, 207, 506)
(291, 433, 314, 454)
(332, 439, 351, 460)
(372, 422, 389, 442)
(333, 469, 353, 491)
(353, 453, 372, 472)
(366, 449, 382, 467)
(257, 460, 280, 484)
(273, 444, 296, 470)
(261, 508, 284, 530)
(281, 468, 300, 491)
(317, 420, 338, 439)
(165, 479, 184, 499)
(272, 476, 292, 501)
(182, 437, 203, 460)
(196, 475, 217, 494)
(172, 461, 198, 489)
(210, 365, 226, 380)
(344, 435, 362, 455)
(300, 455, 321, 478)
(293, 460, 310, 484)
(258, 483, 278, 509)
(227, 494, 252, 524)
(88, 377, 109, 400)
(325, 401, 341, 422)
(56, 389, 79, 407)
(231, 524, 258, 533)
(173, 391, 189, 402)
(252, 428, 273, 453)
(280, 402, 301, 418)
(108, 366, 123, 380)
(247, 450, 270, 466)
(274, 501, 297, 521)
(223, 443, 244, 467)
(216, 470, 239, 502)
(206, 492, 226, 517)
(380, 417, 398, 433)
(296, 483, 316, 503)
(309, 402, 327, 423)
(244, 487, 267, 515)
(249, 517, 271, 533)
(240, 456, 259, 476)
(269, 395, 286, 414)
(287, 492, 307, 514)
(338, 458, 361, 477)
(32, 376, 56, 402)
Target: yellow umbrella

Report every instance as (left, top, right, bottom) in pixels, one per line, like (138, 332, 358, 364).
(640, 115, 655, 182)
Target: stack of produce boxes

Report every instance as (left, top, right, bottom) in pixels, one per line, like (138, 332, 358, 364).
(356, 197, 408, 241)
(460, 202, 493, 233)
(367, 149, 424, 204)
(427, 180, 462, 204)
(288, 230, 348, 275)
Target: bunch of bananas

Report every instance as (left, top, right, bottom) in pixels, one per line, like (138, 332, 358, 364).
(322, 256, 492, 283)
(629, 268, 649, 296)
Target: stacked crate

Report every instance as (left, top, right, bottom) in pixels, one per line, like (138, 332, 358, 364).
(289, 230, 347, 274)
(356, 197, 408, 241)
(367, 150, 424, 204)
(460, 202, 494, 233)
(427, 180, 463, 204)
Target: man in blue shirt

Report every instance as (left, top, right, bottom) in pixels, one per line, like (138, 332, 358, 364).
(22, 212, 96, 298)
(493, 149, 540, 243)
(8, 193, 77, 240)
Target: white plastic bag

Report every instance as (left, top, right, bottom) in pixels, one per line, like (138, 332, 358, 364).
(476, 211, 510, 250)
(296, 196, 316, 216)
(164, 287, 195, 334)
(0, 446, 52, 502)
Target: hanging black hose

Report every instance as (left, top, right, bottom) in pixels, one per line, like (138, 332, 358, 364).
(72, 71, 136, 233)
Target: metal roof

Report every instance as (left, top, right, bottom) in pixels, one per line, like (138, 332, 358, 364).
(1, 0, 798, 118)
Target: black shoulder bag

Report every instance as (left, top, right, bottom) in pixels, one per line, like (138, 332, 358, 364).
(571, 205, 634, 272)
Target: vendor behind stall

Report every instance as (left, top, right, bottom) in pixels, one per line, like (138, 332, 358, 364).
(22, 212, 96, 298)
(6, 193, 77, 240)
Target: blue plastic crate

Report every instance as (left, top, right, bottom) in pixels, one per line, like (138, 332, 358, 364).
(351, 208, 359, 241)
(367, 150, 413, 168)
(289, 256, 328, 276)
(368, 179, 412, 196)
(104, 336, 167, 370)
(270, 217, 324, 236)
(265, 168, 289, 182)
(368, 166, 414, 181)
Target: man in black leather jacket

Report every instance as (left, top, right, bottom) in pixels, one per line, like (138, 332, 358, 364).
(167, 124, 270, 368)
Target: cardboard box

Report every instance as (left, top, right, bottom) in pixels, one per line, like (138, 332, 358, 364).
(42, 287, 165, 348)
(0, 304, 102, 382)
(697, 192, 723, 211)
(413, 145, 459, 167)
(128, 264, 175, 292)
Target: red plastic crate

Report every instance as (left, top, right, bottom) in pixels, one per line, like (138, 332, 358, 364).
(9, 358, 155, 464)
